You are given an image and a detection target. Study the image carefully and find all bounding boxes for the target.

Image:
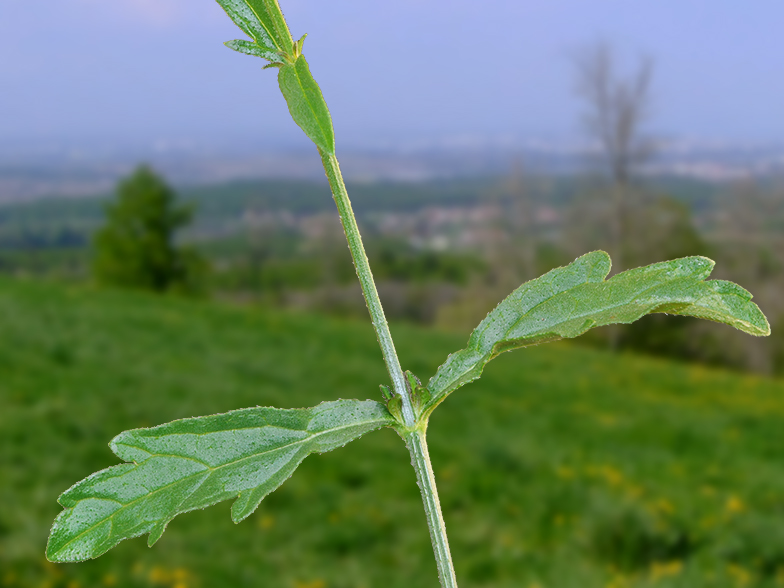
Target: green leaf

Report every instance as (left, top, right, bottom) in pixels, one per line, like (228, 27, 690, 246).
(215, 0, 293, 54)
(278, 55, 336, 154)
(225, 39, 284, 62)
(425, 251, 770, 414)
(216, 2, 335, 152)
(245, 0, 294, 51)
(46, 400, 393, 563)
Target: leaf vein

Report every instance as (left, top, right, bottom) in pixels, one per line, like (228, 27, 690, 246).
(55, 417, 386, 555)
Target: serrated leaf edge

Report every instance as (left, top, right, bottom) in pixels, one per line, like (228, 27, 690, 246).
(47, 400, 393, 562)
(422, 252, 770, 418)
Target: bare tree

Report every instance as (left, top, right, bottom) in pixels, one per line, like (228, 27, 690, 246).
(574, 42, 654, 271)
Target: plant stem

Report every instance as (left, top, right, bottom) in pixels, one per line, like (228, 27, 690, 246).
(406, 429, 459, 588)
(319, 149, 458, 587)
(319, 150, 415, 426)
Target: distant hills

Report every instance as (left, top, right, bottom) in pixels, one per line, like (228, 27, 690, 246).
(1, 137, 782, 203)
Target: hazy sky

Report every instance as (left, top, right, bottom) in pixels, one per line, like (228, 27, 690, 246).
(1, 1, 783, 150)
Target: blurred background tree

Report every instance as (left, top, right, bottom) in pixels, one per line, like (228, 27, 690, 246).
(92, 165, 205, 293)
(574, 42, 654, 273)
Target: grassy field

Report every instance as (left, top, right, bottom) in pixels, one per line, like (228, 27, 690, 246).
(2, 278, 784, 588)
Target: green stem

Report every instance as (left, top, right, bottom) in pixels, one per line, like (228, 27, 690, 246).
(319, 150, 415, 425)
(319, 149, 458, 587)
(406, 429, 459, 588)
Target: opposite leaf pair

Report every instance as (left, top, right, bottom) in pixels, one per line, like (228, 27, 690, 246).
(47, 251, 769, 562)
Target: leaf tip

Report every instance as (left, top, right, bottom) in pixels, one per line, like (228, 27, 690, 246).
(677, 255, 715, 280)
(109, 431, 150, 462)
(578, 250, 612, 281)
(45, 533, 65, 563)
(743, 306, 771, 337)
(147, 521, 168, 547)
(231, 492, 257, 524)
(45, 548, 67, 564)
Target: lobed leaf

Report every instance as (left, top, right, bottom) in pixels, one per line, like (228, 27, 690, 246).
(47, 400, 394, 563)
(278, 55, 336, 154)
(215, 0, 293, 54)
(425, 251, 770, 414)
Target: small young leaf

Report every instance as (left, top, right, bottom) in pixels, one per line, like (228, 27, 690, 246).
(225, 39, 284, 62)
(215, 0, 293, 53)
(425, 251, 770, 414)
(278, 55, 335, 154)
(46, 400, 394, 563)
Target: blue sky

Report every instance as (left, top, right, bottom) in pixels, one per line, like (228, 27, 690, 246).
(1, 1, 782, 150)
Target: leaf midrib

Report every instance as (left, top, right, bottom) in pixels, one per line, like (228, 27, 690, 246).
(506, 275, 746, 342)
(472, 267, 679, 351)
(290, 59, 331, 153)
(54, 417, 386, 556)
(242, 0, 282, 51)
(433, 274, 734, 401)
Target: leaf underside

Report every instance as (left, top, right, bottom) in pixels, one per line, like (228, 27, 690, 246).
(47, 400, 393, 563)
(425, 251, 770, 414)
(216, 0, 293, 56)
(225, 38, 282, 62)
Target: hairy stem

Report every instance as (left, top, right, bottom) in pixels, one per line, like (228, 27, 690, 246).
(407, 429, 459, 588)
(319, 149, 458, 587)
(319, 150, 415, 426)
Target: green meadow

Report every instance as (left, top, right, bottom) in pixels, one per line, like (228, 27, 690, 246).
(2, 277, 784, 588)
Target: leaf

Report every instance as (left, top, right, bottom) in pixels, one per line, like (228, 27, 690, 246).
(215, 0, 293, 54)
(425, 251, 770, 413)
(244, 0, 294, 51)
(46, 400, 394, 563)
(225, 39, 284, 63)
(215, 0, 277, 52)
(278, 55, 336, 154)
(216, 2, 335, 152)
